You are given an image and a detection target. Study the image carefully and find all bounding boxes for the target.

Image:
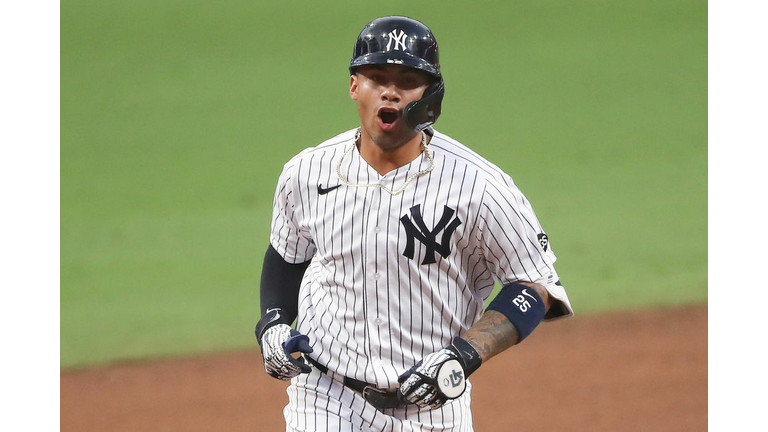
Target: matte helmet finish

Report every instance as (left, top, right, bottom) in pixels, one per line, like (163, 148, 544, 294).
(350, 16, 444, 131)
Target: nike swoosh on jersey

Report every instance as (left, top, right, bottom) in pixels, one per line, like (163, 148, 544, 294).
(317, 184, 342, 195)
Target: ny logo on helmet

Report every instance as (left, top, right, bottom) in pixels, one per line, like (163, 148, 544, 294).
(400, 205, 462, 265)
(386, 29, 408, 51)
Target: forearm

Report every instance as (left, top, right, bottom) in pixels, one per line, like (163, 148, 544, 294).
(463, 282, 552, 362)
(259, 244, 311, 318)
(255, 245, 312, 347)
(398, 283, 553, 407)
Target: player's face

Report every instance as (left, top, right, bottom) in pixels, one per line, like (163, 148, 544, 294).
(350, 65, 431, 150)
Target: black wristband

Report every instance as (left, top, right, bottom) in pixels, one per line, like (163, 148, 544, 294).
(254, 307, 292, 346)
(447, 336, 482, 377)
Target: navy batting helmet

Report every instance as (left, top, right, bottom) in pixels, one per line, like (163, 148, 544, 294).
(350, 16, 445, 132)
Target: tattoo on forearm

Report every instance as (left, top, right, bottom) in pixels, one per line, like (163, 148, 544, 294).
(462, 282, 550, 362)
(463, 310, 520, 361)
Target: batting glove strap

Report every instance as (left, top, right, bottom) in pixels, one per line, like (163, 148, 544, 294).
(254, 307, 293, 348)
(446, 336, 482, 377)
(260, 324, 313, 381)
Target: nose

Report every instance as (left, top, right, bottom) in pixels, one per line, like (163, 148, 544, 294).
(380, 83, 400, 103)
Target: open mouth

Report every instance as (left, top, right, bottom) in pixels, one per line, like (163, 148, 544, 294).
(378, 108, 399, 125)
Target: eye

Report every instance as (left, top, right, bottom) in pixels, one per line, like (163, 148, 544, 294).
(400, 74, 422, 89)
(369, 73, 385, 84)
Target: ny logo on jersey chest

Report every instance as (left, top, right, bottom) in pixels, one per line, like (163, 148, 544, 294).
(400, 205, 462, 265)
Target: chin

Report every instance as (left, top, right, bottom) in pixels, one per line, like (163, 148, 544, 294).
(380, 129, 419, 147)
(374, 133, 409, 150)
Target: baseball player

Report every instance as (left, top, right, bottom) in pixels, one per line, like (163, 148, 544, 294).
(254, 16, 573, 431)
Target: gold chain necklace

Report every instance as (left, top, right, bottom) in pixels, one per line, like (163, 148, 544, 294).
(336, 128, 435, 196)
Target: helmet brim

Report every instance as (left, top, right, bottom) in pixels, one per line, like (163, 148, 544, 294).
(349, 51, 441, 78)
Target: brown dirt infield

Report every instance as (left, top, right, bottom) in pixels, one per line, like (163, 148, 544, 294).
(61, 304, 707, 431)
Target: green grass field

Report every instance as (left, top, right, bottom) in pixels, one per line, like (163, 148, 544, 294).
(61, 0, 707, 368)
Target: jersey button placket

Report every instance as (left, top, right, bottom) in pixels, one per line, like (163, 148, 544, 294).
(365, 187, 384, 370)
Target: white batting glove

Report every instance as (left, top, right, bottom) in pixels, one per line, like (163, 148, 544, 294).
(398, 337, 481, 408)
(398, 349, 458, 408)
(260, 324, 313, 381)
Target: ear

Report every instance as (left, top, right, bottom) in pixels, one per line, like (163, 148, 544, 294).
(349, 74, 358, 101)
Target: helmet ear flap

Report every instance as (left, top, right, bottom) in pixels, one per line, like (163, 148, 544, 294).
(404, 79, 445, 132)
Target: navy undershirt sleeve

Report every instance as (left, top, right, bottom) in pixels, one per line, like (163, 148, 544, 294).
(260, 244, 311, 323)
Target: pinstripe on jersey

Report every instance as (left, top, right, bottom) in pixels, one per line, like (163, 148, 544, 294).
(270, 127, 573, 396)
(286, 367, 474, 432)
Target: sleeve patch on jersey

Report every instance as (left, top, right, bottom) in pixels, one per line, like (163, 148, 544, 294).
(537, 233, 549, 252)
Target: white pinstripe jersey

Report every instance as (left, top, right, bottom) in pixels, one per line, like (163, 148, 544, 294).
(270, 128, 573, 390)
